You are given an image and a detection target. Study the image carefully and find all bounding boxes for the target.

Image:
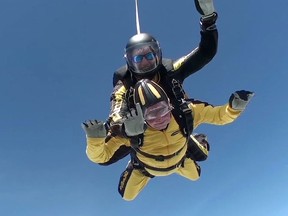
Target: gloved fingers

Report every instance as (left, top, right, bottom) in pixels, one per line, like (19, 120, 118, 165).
(235, 90, 255, 101)
(82, 120, 101, 128)
(245, 90, 254, 95)
(135, 103, 143, 118)
(127, 103, 143, 118)
(233, 92, 240, 100)
(82, 120, 92, 128)
(125, 107, 135, 118)
(81, 122, 88, 129)
(247, 92, 255, 101)
(82, 120, 107, 138)
(97, 123, 105, 131)
(194, 133, 208, 141)
(87, 120, 95, 127)
(195, 0, 215, 16)
(130, 109, 137, 118)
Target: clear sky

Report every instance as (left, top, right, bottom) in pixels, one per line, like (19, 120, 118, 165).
(1, 0, 288, 215)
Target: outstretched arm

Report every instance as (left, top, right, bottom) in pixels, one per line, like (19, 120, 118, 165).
(82, 120, 130, 164)
(191, 90, 255, 128)
(172, 0, 218, 82)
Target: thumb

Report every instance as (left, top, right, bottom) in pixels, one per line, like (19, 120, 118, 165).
(247, 92, 255, 101)
(135, 103, 143, 118)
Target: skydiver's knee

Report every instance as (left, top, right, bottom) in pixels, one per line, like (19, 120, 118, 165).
(122, 193, 138, 201)
(179, 159, 201, 181)
(119, 182, 140, 201)
(190, 161, 201, 180)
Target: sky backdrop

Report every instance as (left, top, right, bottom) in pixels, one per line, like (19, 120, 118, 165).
(1, 0, 288, 215)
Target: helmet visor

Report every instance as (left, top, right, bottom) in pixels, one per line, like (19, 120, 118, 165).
(125, 42, 161, 74)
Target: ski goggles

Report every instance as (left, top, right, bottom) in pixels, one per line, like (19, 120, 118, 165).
(144, 101, 172, 121)
(132, 52, 155, 63)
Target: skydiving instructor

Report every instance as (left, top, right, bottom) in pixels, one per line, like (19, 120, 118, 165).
(108, 0, 219, 138)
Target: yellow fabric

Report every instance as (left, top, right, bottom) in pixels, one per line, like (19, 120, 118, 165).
(110, 85, 127, 123)
(86, 102, 241, 172)
(121, 157, 199, 201)
(191, 103, 241, 128)
(176, 158, 201, 181)
(172, 55, 188, 70)
(86, 101, 242, 200)
(121, 169, 151, 201)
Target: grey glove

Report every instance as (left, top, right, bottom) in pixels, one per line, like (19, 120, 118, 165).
(81, 120, 107, 138)
(123, 103, 146, 137)
(229, 90, 255, 111)
(194, 0, 215, 16)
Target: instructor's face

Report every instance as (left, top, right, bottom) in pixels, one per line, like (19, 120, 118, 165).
(131, 46, 157, 72)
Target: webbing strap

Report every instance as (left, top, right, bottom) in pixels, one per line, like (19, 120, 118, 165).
(171, 79, 194, 136)
(171, 79, 186, 102)
(134, 155, 186, 172)
(130, 136, 185, 161)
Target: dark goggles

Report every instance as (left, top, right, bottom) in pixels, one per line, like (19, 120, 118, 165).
(132, 52, 155, 63)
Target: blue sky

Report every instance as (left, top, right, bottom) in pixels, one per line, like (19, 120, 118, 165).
(1, 0, 288, 215)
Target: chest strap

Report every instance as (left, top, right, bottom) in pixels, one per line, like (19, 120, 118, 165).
(132, 154, 186, 172)
(171, 79, 194, 137)
(130, 136, 185, 161)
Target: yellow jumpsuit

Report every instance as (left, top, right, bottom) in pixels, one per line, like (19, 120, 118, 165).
(86, 101, 242, 201)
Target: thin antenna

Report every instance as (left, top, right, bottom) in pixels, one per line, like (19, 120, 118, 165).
(135, 0, 141, 34)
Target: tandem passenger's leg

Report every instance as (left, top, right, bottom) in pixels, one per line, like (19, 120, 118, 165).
(176, 157, 201, 181)
(118, 161, 152, 201)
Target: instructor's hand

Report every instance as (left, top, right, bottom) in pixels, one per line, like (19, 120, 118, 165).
(194, 0, 215, 16)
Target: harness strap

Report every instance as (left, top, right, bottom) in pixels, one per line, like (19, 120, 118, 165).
(135, 145, 185, 161)
(171, 79, 194, 136)
(134, 155, 186, 172)
(171, 79, 186, 101)
(130, 136, 185, 161)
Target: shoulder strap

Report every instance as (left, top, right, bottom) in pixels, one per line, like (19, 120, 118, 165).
(113, 65, 136, 109)
(169, 79, 194, 137)
(160, 60, 194, 137)
(157, 60, 194, 138)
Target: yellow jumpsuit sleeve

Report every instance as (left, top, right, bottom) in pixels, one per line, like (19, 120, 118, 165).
(86, 136, 130, 164)
(191, 102, 242, 129)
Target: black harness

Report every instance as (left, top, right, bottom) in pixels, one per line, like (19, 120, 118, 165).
(113, 59, 194, 172)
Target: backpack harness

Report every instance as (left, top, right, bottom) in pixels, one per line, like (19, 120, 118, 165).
(113, 59, 194, 167)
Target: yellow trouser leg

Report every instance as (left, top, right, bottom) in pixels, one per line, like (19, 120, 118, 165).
(118, 163, 151, 201)
(176, 158, 201, 181)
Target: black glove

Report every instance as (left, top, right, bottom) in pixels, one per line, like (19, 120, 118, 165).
(81, 120, 107, 138)
(194, 0, 217, 31)
(229, 90, 255, 111)
(200, 12, 217, 31)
